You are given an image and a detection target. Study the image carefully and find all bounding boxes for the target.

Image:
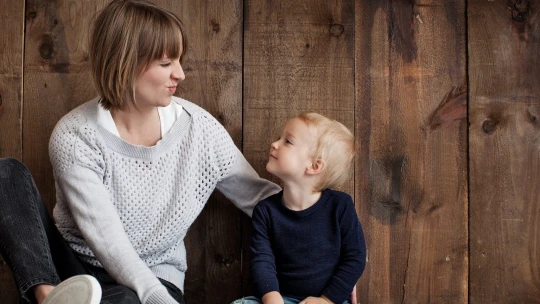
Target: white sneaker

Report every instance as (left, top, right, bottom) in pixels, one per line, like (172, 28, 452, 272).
(42, 275, 102, 304)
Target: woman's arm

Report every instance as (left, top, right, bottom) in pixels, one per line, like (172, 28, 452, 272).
(56, 166, 179, 304)
(49, 116, 178, 304)
(216, 148, 281, 216)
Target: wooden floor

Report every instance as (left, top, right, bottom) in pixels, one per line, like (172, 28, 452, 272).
(0, 0, 539, 303)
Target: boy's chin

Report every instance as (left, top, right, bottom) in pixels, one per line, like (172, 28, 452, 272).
(265, 164, 281, 179)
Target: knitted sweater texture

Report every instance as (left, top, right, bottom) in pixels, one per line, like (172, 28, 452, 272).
(49, 97, 281, 304)
(250, 189, 366, 303)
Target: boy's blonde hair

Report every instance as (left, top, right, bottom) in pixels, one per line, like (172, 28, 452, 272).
(297, 113, 354, 192)
(89, 0, 188, 110)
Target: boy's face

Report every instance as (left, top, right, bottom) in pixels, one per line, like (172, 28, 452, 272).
(266, 118, 317, 182)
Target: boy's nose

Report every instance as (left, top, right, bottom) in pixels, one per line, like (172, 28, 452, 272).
(270, 141, 279, 149)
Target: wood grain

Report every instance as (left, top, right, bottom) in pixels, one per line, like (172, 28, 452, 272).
(1, 0, 537, 303)
(355, 1, 468, 302)
(23, 0, 105, 211)
(165, 0, 244, 303)
(0, 0, 25, 302)
(243, 0, 355, 296)
(0, 0, 23, 160)
(469, 0, 540, 303)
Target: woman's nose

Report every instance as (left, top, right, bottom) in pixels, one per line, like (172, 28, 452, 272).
(172, 62, 185, 81)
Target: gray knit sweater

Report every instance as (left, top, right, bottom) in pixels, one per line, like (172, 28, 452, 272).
(49, 96, 280, 304)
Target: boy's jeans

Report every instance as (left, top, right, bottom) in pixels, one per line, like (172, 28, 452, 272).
(0, 158, 184, 304)
(232, 296, 350, 304)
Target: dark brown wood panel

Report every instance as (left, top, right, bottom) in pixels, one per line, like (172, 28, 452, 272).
(0, 0, 25, 303)
(0, 0, 23, 159)
(171, 0, 244, 303)
(243, 0, 355, 296)
(469, 0, 540, 303)
(355, 1, 468, 302)
(23, 0, 106, 210)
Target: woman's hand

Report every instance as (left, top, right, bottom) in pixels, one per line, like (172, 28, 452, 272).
(351, 285, 357, 303)
(299, 296, 334, 304)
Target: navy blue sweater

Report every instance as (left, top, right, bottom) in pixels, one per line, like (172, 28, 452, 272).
(250, 189, 366, 303)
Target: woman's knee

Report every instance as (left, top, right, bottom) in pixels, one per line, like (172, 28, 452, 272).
(0, 158, 31, 180)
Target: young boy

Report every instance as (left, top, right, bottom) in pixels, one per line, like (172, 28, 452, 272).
(235, 113, 366, 304)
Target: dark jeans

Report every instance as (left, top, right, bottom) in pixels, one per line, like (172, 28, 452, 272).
(0, 158, 184, 304)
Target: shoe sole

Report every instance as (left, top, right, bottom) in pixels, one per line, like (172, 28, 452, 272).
(42, 275, 102, 304)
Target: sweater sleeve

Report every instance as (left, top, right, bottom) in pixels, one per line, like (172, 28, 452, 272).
(50, 121, 178, 304)
(250, 204, 280, 298)
(321, 196, 366, 303)
(217, 148, 281, 217)
(205, 113, 280, 217)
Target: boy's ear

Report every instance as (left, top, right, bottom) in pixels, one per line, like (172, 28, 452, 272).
(306, 158, 325, 175)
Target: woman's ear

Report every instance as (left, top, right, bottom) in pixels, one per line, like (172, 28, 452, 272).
(306, 159, 325, 175)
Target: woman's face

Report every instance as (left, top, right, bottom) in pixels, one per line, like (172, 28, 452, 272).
(133, 56, 185, 108)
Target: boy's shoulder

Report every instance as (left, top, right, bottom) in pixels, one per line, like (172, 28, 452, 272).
(255, 191, 282, 209)
(324, 189, 357, 217)
(325, 189, 353, 205)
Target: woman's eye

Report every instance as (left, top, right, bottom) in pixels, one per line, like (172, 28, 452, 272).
(160, 62, 172, 67)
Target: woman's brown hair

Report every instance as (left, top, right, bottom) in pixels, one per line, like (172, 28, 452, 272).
(89, 0, 188, 110)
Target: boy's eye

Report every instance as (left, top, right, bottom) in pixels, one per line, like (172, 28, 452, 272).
(285, 138, 292, 144)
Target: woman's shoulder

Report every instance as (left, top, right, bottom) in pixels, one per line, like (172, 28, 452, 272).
(171, 96, 223, 127)
(49, 98, 104, 174)
(171, 96, 205, 116)
(52, 97, 100, 133)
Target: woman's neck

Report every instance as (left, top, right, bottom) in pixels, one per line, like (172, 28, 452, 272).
(282, 181, 321, 211)
(110, 105, 162, 146)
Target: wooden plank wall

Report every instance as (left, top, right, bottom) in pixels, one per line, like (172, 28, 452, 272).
(355, 1, 468, 303)
(469, 0, 540, 303)
(0, 1, 538, 304)
(0, 0, 24, 303)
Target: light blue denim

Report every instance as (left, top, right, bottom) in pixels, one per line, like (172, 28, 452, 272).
(231, 296, 349, 304)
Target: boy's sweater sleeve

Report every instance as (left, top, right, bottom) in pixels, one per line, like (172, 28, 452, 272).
(250, 204, 280, 298)
(50, 126, 178, 304)
(321, 197, 366, 303)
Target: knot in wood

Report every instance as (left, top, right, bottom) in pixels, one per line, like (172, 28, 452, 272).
(222, 257, 233, 268)
(482, 119, 497, 134)
(329, 24, 344, 37)
(507, 0, 529, 22)
(27, 11, 37, 20)
(211, 20, 220, 32)
(217, 113, 225, 124)
(527, 111, 537, 124)
(39, 35, 54, 60)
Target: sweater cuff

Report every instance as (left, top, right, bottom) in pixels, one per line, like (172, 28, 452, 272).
(144, 285, 179, 304)
(253, 279, 280, 299)
(322, 284, 350, 304)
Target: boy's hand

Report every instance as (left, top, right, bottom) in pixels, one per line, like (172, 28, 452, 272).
(299, 296, 334, 304)
(262, 291, 284, 304)
(351, 285, 357, 303)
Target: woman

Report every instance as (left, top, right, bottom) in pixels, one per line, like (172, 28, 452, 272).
(0, 0, 280, 303)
